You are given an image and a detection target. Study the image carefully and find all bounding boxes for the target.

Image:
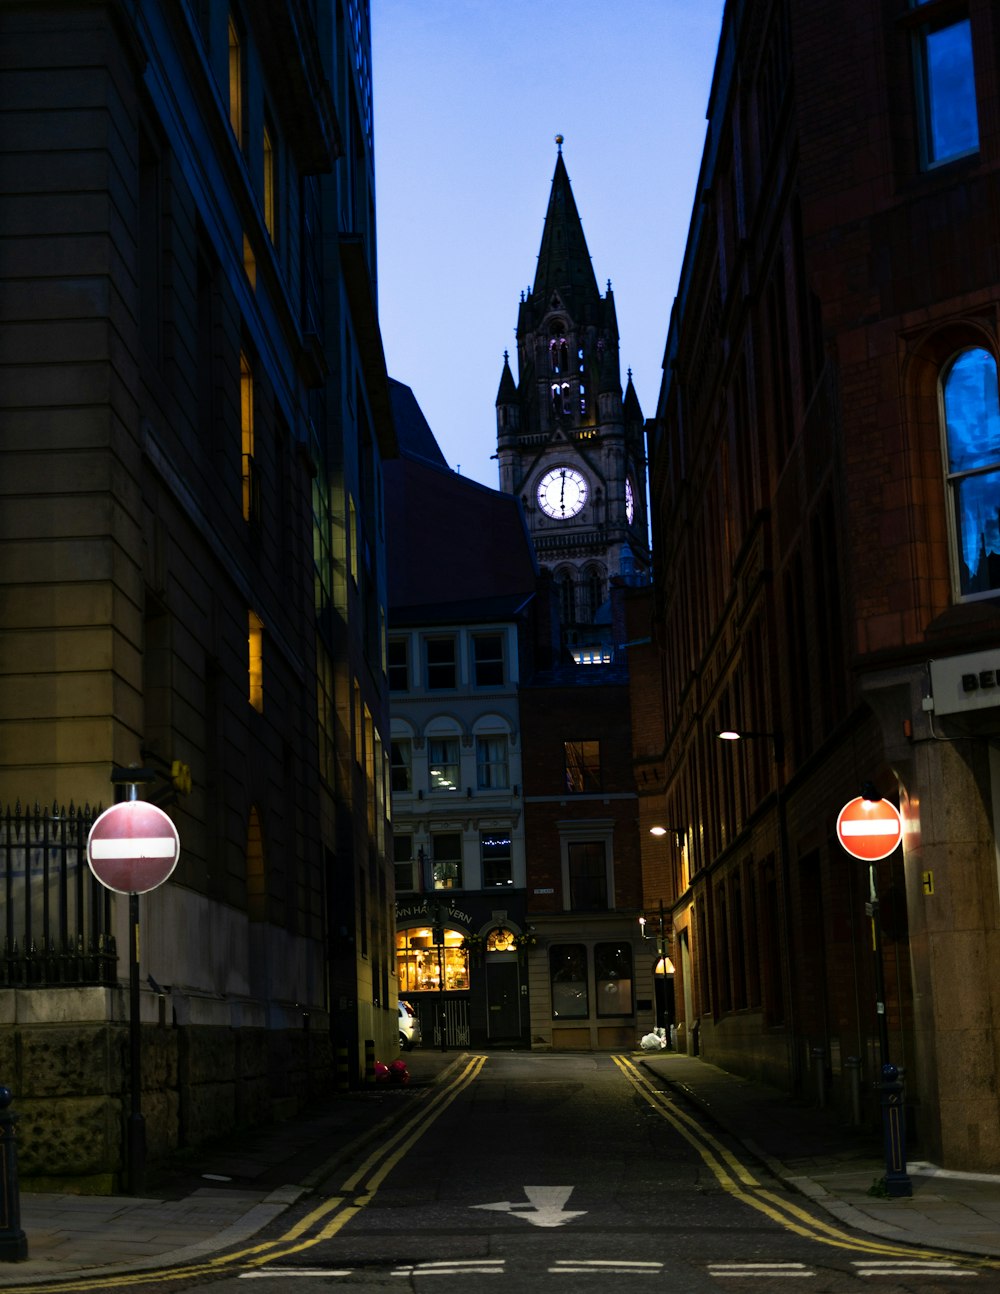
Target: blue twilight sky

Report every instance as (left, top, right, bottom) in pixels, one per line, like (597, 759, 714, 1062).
(371, 1, 726, 488)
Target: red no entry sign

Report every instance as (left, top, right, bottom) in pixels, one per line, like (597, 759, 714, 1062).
(87, 801, 180, 894)
(836, 796, 902, 861)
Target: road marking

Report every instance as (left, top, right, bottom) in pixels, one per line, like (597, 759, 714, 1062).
(550, 1258, 663, 1274)
(239, 1271, 353, 1279)
(708, 1262, 813, 1278)
(612, 1055, 997, 1272)
(852, 1259, 977, 1277)
(473, 1185, 586, 1227)
(0, 1057, 491, 1294)
(392, 1259, 505, 1276)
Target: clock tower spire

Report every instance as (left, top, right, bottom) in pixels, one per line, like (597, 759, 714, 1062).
(495, 138, 649, 660)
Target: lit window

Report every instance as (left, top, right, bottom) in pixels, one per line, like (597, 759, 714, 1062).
(396, 927, 469, 993)
(348, 495, 358, 583)
(481, 833, 513, 887)
(595, 943, 633, 1016)
(941, 348, 1000, 599)
(428, 737, 460, 793)
(391, 738, 412, 792)
(472, 634, 504, 686)
(426, 637, 456, 689)
(431, 832, 463, 888)
(242, 233, 256, 289)
(550, 944, 589, 1018)
(240, 351, 257, 523)
(476, 735, 509, 789)
(912, 4, 979, 167)
(564, 740, 601, 793)
(248, 610, 263, 711)
(227, 14, 243, 143)
(262, 119, 276, 241)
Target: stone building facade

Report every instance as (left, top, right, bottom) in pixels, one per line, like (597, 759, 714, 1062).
(0, 0, 395, 1187)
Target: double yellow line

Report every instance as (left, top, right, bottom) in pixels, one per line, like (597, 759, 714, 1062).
(613, 1054, 996, 1271)
(4, 1054, 488, 1294)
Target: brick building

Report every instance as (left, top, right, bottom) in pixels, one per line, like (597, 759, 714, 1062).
(639, 0, 1000, 1168)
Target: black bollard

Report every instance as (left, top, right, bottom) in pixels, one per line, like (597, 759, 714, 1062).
(879, 1063, 912, 1198)
(0, 1088, 28, 1261)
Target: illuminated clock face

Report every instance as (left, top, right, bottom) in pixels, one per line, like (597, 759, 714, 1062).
(625, 478, 635, 525)
(537, 466, 588, 519)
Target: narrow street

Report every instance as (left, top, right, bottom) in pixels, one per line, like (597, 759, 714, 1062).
(22, 1054, 989, 1294)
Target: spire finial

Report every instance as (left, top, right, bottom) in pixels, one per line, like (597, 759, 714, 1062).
(627, 367, 633, 382)
(503, 349, 510, 363)
(555, 133, 564, 153)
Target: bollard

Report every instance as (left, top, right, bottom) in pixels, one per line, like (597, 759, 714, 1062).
(845, 1056, 862, 1127)
(811, 1046, 827, 1109)
(879, 1063, 912, 1197)
(0, 1089, 28, 1262)
(335, 1045, 350, 1092)
(363, 1039, 375, 1085)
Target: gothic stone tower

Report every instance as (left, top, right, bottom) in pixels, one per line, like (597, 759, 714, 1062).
(496, 139, 649, 661)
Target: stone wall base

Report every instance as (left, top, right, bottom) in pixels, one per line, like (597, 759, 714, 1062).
(0, 990, 332, 1192)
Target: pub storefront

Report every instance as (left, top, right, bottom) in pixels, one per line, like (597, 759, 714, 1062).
(395, 895, 531, 1049)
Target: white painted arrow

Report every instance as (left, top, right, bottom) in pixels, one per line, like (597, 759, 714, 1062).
(472, 1186, 586, 1228)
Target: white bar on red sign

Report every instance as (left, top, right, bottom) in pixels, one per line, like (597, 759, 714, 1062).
(90, 838, 177, 858)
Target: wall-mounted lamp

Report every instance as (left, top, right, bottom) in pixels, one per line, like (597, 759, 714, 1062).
(650, 824, 686, 847)
(638, 913, 649, 938)
(716, 728, 785, 764)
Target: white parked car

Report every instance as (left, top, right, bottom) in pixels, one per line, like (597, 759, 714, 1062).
(398, 999, 422, 1050)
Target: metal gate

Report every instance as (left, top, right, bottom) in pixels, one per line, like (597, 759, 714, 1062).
(417, 996, 470, 1048)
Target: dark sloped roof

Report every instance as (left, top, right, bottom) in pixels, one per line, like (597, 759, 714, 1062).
(386, 455, 538, 619)
(388, 378, 450, 469)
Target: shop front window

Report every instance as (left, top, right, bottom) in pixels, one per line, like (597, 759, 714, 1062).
(595, 942, 634, 1016)
(550, 943, 589, 1018)
(396, 927, 470, 993)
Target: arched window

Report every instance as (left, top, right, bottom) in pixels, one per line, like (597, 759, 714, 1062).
(561, 382, 572, 415)
(583, 565, 604, 623)
(555, 569, 575, 624)
(551, 383, 562, 416)
(549, 331, 569, 374)
(942, 347, 1000, 599)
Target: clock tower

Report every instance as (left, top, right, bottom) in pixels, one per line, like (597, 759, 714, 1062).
(495, 138, 649, 661)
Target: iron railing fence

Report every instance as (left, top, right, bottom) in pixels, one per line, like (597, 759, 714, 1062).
(0, 802, 117, 987)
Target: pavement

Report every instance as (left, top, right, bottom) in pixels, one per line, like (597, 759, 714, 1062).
(1, 1047, 999, 1284)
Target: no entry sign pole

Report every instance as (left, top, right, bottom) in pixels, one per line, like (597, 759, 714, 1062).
(87, 775, 180, 1195)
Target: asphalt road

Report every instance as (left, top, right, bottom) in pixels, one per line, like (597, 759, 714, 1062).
(39, 1053, 997, 1292)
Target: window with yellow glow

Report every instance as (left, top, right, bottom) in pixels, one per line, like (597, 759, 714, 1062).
(240, 351, 256, 522)
(242, 233, 256, 289)
(396, 928, 470, 993)
(248, 610, 263, 711)
(227, 15, 243, 143)
(262, 120, 276, 241)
